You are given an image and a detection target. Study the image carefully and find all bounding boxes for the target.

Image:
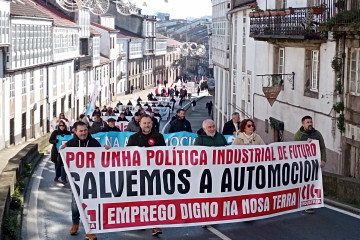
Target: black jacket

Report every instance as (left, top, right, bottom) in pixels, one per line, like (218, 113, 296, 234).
(117, 117, 129, 122)
(222, 120, 240, 135)
(127, 130, 166, 147)
(169, 118, 192, 133)
(124, 111, 133, 116)
(92, 109, 101, 117)
(101, 125, 121, 132)
(154, 112, 162, 121)
(49, 129, 71, 163)
(66, 134, 101, 148)
(151, 117, 160, 132)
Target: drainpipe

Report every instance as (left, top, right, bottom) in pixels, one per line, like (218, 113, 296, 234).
(46, 66, 50, 133)
(226, 10, 233, 125)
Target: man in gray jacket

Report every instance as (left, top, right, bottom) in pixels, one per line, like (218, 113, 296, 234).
(89, 114, 107, 134)
(126, 112, 141, 132)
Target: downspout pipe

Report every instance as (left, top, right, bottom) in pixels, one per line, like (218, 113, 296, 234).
(226, 9, 232, 123)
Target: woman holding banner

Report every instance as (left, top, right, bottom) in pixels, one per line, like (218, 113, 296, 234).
(232, 119, 264, 145)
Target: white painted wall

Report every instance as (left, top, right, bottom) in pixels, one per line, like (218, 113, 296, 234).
(221, 0, 342, 174)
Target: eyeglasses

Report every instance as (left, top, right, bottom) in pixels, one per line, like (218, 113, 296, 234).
(246, 124, 254, 128)
(59, 125, 65, 127)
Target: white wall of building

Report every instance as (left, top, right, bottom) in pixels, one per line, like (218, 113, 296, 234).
(222, 0, 342, 174)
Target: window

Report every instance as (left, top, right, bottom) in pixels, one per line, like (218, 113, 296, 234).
(40, 69, 44, 88)
(22, 72, 26, 94)
(30, 70, 34, 91)
(310, 50, 319, 91)
(10, 76, 15, 98)
(350, 48, 360, 94)
(278, 48, 285, 74)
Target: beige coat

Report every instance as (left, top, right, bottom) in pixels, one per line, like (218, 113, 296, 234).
(232, 132, 264, 145)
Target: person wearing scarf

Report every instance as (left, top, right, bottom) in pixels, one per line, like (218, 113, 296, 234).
(232, 119, 264, 145)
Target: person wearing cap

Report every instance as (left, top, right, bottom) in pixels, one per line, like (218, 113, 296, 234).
(101, 118, 120, 132)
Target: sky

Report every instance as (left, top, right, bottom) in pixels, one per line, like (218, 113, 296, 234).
(131, 0, 212, 19)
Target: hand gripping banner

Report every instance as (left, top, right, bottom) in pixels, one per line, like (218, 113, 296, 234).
(59, 141, 324, 234)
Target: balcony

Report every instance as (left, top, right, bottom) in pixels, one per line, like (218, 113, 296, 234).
(249, 7, 329, 41)
(325, 0, 360, 32)
(75, 55, 92, 70)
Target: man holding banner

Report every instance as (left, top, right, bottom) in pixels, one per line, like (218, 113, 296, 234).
(61, 121, 102, 240)
(126, 114, 165, 235)
(194, 119, 227, 147)
(294, 115, 326, 214)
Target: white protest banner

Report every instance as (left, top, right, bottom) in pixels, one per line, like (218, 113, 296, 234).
(115, 121, 129, 131)
(60, 141, 324, 234)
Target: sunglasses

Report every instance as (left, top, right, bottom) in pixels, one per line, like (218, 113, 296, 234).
(59, 125, 65, 127)
(246, 124, 254, 128)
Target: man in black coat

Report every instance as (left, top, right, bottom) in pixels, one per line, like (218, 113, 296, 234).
(127, 114, 165, 147)
(169, 109, 192, 133)
(150, 112, 160, 132)
(117, 112, 129, 122)
(60, 121, 107, 240)
(101, 118, 121, 132)
(222, 112, 240, 135)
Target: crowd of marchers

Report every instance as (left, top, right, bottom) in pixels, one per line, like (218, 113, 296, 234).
(48, 99, 327, 240)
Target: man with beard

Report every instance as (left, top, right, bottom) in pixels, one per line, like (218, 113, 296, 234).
(126, 112, 141, 132)
(194, 119, 227, 146)
(126, 114, 165, 236)
(294, 115, 326, 214)
(169, 109, 192, 133)
(61, 121, 110, 240)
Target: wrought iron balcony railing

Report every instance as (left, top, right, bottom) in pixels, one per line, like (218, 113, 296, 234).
(249, 7, 329, 40)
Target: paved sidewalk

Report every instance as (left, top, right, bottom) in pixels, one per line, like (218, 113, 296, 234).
(0, 139, 36, 174)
